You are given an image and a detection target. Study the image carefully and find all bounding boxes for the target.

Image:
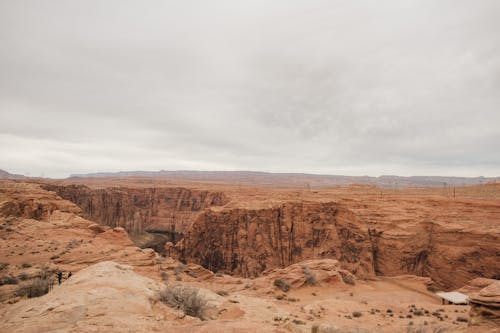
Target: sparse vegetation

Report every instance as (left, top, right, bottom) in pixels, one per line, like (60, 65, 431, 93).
(273, 278, 291, 292)
(352, 311, 362, 318)
(301, 265, 318, 286)
(342, 274, 356, 285)
(160, 271, 169, 282)
(21, 262, 32, 268)
(159, 285, 209, 320)
(0, 262, 9, 270)
(426, 284, 440, 292)
(15, 277, 50, 298)
(456, 316, 468, 323)
(0, 274, 19, 285)
(187, 270, 198, 279)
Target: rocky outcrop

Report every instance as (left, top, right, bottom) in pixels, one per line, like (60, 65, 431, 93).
(176, 196, 500, 288)
(0, 262, 164, 333)
(30, 181, 500, 291)
(0, 181, 81, 221)
(364, 203, 500, 290)
(469, 280, 500, 328)
(259, 259, 356, 289)
(42, 184, 228, 234)
(175, 202, 374, 278)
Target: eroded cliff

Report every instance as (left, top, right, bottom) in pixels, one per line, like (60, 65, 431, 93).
(42, 184, 228, 234)
(39, 181, 500, 289)
(175, 202, 375, 278)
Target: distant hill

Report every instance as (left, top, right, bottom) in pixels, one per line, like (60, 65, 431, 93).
(0, 169, 26, 179)
(68, 170, 499, 188)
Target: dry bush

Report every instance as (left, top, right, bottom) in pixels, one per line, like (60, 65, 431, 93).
(301, 265, 318, 286)
(159, 285, 208, 320)
(426, 284, 440, 293)
(342, 274, 356, 285)
(16, 277, 50, 298)
(273, 278, 291, 292)
(160, 271, 169, 282)
(352, 311, 362, 318)
(0, 274, 19, 285)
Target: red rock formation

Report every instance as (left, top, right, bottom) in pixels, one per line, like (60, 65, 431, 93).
(175, 202, 374, 278)
(469, 280, 500, 328)
(42, 184, 228, 234)
(361, 199, 500, 289)
(37, 181, 500, 290)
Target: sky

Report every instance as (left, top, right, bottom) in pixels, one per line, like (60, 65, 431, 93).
(1, 0, 499, 178)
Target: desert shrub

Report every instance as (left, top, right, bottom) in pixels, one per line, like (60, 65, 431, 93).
(16, 278, 50, 298)
(273, 278, 291, 292)
(187, 270, 198, 279)
(18, 272, 30, 280)
(160, 271, 169, 282)
(159, 285, 208, 320)
(21, 263, 32, 268)
(414, 309, 424, 316)
(301, 265, 318, 286)
(456, 316, 468, 323)
(426, 284, 440, 292)
(342, 274, 356, 285)
(0, 262, 9, 270)
(173, 264, 185, 275)
(352, 311, 362, 318)
(0, 274, 19, 285)
(50, 255, 60, 260)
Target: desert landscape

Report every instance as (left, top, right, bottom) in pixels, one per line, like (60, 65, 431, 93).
(0, 170, 498, 332)
(2, 1, 499, 332)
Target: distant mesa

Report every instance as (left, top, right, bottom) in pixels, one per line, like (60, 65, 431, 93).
(0, 169, 26, 179)
(68, 170, 500, 188)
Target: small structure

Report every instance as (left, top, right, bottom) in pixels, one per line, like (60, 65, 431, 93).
(436, 291, 469, 305)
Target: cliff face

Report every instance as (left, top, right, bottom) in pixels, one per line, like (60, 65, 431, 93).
(358, 198, 500, 290)
(175, 202, 374, 278)
(42, 184, 228, 234)
(39, 182, 500, 289)
(368, 222, 500, 290)
(175, 198, 500, 288)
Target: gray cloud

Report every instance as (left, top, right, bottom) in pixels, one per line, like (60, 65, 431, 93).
(1, 0, 499, 178)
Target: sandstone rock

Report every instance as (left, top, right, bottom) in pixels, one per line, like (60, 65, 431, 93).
(42, 184, 228, 234)
(88, 223, 106, 233)
(458, 277, 497, 295)
(176, 202, 374, 278)
(0, 261, 166, 333)
(469, 280, 500, 328)
(260, 259, 351, 289)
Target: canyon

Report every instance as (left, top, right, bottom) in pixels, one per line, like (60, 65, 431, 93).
(1, 177, 499, 332)
(41, 179, 500, 289)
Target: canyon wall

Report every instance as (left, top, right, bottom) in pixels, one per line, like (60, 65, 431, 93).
(42, 184, 228, 234)
(368, 222, 500, 290)
(40, 182, 500, 289)
(175, 202, 375, 278)
(175, 199, 500, 288)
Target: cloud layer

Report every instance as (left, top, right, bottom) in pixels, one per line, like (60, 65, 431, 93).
(1, 0, 499, 178)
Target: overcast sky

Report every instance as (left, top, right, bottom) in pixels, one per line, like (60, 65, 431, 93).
(1, 0, 499, 178)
